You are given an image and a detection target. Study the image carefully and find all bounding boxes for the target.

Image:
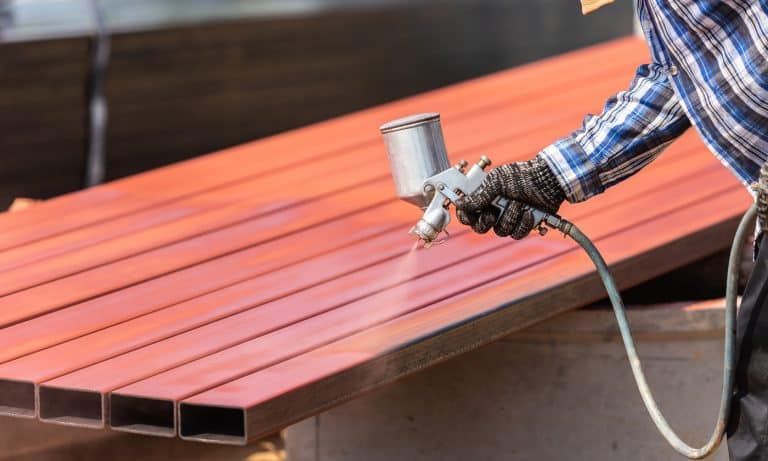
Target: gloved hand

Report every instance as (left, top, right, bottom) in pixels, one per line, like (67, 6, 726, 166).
(455, 155, 566, 239)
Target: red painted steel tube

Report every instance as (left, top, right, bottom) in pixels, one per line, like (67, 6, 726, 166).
(0, 39, 647, 250)
(1, 40, 720, 446)
(0, 223, 408, 419)
(0, 42, 648, 270)
(36, 155, 727, 432)
(0, 123, 699, 375)
(0, 68, 636, 293)
(176, 187, 750, 445)
(108, 165, 739, 435)
(0, 38, 648, 249)
(0, 180, 398, 327)
(0, 102, 627, 322)
(0, 68, 670, 328)
(39, 228, 531, 429)
(0, 202, 407, 366)
(0, 134, 701, 420)
(0, 147, 375, 275)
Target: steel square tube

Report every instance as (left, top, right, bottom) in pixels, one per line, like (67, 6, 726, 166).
(1, 130, 699, 421)
(0, 65, 664, 360)
(109, 395, 175, 438)
(58, 155, 719, 434)
(0, 61, 641, 297)
(111, 167, 737, 438)
(0, 68, 660, 416)
(0, 379, 35, 419)
(37, 223, 534, 429)
(0, 224, 413, 421)
(0, 38, 680, 434)
(37, 387, 104, 428)
(0, 147, 377, 294)
(0, 180, 399, 327)
(33, 126, 711, 424)
(0, 144, 373, 277)
(47, 236, 566, 433)
(0, 203, 404, 366)
(177, 187, 748, 444)
(0, 39, 642, 250)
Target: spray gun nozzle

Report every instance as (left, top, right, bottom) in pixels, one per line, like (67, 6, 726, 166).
(410, 206, 451, 248)
(409, 222, 450, 249)
(380, 114, 503, 249)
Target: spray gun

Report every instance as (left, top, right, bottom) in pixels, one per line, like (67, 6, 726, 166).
(380, 113, 556, 248)
(379, 112, 754, 459)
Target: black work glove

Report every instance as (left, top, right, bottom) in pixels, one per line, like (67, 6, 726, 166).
(455, 155, 565, 239)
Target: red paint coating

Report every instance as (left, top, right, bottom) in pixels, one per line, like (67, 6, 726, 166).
(0, 68, 638, 295)
(0, 54, 662, 331)
(0, 40, 647, 251)
(0, 205, 403, 364)
(0, 134, 702, 410)
(0, 130, 700, 368)
(0, 39, 743, 443)
(179, 187, 749, 441)
(111, 165, 740, 407)
(46, 155, 728, 400)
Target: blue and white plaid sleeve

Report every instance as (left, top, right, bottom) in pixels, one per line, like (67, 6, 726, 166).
(539, 63, 691, 203)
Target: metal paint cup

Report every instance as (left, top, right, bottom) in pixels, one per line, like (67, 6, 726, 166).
(380, 113, 450, 208)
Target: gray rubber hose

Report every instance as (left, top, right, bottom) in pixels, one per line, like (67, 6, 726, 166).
(548, 203, 755, 459)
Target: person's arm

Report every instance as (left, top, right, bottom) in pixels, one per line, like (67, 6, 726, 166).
(457, 63, 691, 238)
(540, 62, 691, 203)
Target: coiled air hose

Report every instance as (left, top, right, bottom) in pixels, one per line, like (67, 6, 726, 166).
(545, 203, 756, 459)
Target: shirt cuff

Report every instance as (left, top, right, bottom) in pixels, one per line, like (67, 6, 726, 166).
(538, 136, 604, 203)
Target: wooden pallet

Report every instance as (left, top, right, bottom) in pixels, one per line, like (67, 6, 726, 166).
(0, 37, 751, 445)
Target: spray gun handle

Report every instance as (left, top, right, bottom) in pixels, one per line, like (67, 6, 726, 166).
(491, 196, 552, 236)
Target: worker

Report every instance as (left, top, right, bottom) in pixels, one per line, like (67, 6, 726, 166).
(455, 1, 768, 460)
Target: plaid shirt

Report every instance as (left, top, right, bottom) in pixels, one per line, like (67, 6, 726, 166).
(540, 0, 768, 203)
